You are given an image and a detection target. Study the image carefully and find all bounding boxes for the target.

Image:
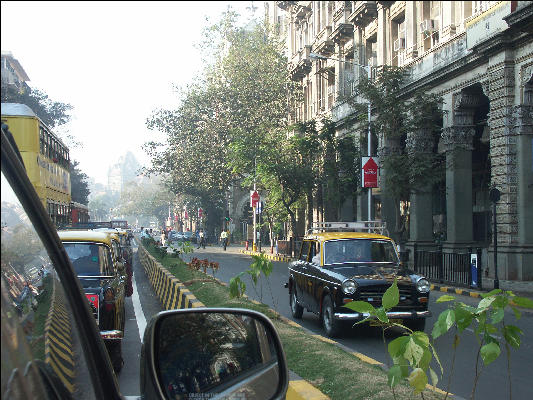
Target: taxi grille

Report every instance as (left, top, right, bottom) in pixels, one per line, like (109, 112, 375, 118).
(89, 302, 99, 321)
(358, 285, 413, 306)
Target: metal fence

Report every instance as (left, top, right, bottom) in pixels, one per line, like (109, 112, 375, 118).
(277, 237, 303, 258)
(413, 244, 483, 289)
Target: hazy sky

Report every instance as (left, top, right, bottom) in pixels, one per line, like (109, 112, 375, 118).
(1, 1, 263, 184)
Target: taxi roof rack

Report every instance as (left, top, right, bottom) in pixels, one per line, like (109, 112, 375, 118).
(309, 221, 388, 235)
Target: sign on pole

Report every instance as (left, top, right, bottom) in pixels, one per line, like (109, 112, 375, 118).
(362, 157, 379, 188)
(250, 191, 260, 208)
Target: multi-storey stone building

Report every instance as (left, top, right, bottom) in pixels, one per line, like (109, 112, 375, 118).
(267, 1, 532, 281)
(1, 51, 30, 94)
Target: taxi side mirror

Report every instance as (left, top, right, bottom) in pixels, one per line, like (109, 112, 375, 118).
(140, 308, 289, 399)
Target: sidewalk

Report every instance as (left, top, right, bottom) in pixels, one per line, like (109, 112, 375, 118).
(228, 245, 533, 299)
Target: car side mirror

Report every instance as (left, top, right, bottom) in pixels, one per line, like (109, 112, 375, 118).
(140, 308, 289, 400)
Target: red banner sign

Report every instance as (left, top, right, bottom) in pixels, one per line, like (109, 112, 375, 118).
(86, 293, 99, 311)
(362, 157, 379, 188)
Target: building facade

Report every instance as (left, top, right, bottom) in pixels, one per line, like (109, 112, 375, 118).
(1, 51, 30, 94)
(268, 1, 532, 280)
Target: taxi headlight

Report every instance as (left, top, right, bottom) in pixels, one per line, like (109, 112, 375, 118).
(416, 278, 430, 293)
(342, 280, 358, 295)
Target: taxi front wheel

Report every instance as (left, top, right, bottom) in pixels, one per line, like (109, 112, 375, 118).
(322, 296, 341, 338)
(290, 287, 303, 319)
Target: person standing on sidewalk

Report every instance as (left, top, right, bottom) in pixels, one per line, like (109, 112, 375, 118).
(220, 230, 228, 251)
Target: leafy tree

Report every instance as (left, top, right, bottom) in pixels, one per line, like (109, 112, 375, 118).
(1, 84, 72, 129)
(88, 192, 117, 221)
(347, 66, 444, 241)
(70, 160, 90, 205)
(145, 10, 302, 234)
(116, 180, 175, 227)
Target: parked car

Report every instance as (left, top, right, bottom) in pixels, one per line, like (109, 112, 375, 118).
(287, 222, 431, 337)
(183, 231, 195, 243)
(58, 229, 127, 373)
(2, 122, 289, 399)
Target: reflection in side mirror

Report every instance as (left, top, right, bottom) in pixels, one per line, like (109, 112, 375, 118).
(141, 308, 288, 400)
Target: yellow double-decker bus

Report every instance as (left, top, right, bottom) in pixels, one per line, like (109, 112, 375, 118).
(1, 103, 71, 226)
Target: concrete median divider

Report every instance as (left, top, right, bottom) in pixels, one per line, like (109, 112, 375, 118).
(138, 244, 203, 309)
(239, 249, 294, 263)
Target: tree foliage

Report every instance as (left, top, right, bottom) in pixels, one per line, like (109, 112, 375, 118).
(70, 160, 90, 205)
(116, 180, 175, 226)
(145, 10, 303, 234)
(348, 66, 444, 238)
(1, 84, 72, 129)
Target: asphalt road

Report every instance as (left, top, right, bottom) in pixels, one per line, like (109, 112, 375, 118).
(118, 240, 163, 397)
(184, 245, 533, 400)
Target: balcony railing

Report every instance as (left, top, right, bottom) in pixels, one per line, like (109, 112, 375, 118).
(349, 1, 378, 27)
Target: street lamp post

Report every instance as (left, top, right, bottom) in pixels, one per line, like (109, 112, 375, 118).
(310, 52, 373, 220)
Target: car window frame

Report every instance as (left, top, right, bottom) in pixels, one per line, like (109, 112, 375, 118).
(323, 238, 401, 266)
(298, 240, 311, 262)
(1, 128, 121, 400)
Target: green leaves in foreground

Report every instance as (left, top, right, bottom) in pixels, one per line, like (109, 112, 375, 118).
(229, 272, 246, 299)
(346, 280, 530, 397)
(229, 254, 274, 300)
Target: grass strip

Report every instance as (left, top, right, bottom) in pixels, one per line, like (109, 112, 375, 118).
(143, 243, 444, 400)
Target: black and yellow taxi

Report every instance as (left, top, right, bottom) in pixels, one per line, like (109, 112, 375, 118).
(288, 222, 431, 337)
(94, 227, 134, 297)
(57, 230, 127, 372)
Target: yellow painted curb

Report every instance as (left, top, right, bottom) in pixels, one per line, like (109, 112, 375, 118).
(287, 380, 330, 400)
(311, 334, 337, 345)
(351, 352, 383, 366)
(425, 384, 449, 395)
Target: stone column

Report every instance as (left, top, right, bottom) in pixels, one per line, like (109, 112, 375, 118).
(514, 92, 533, 280)
(405, 0, 418, 61)
(377, 4, 387, 66)
(441, 125, 475, 247)
(440, 0, 456, 41)
(335, 43, 343, 98)
(377, 136, 401, 241)
(406, 130, 435, 251)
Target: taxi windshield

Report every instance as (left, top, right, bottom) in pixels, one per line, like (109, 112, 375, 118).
(63, 243, 113, 276)
(323, 239, 399, 265)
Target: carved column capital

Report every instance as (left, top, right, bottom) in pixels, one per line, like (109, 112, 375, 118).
(441, 126, 475, 151)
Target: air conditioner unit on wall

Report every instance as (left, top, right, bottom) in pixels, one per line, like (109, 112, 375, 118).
(393, 38, 406, 51)
(420, 19, 437, 34)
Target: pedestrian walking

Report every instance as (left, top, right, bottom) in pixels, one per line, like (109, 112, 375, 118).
(197, 229, 206, 249)
(220, 230, 228, 251)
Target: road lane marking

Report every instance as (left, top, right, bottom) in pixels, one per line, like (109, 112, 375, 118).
(131, 273, 147, 341)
